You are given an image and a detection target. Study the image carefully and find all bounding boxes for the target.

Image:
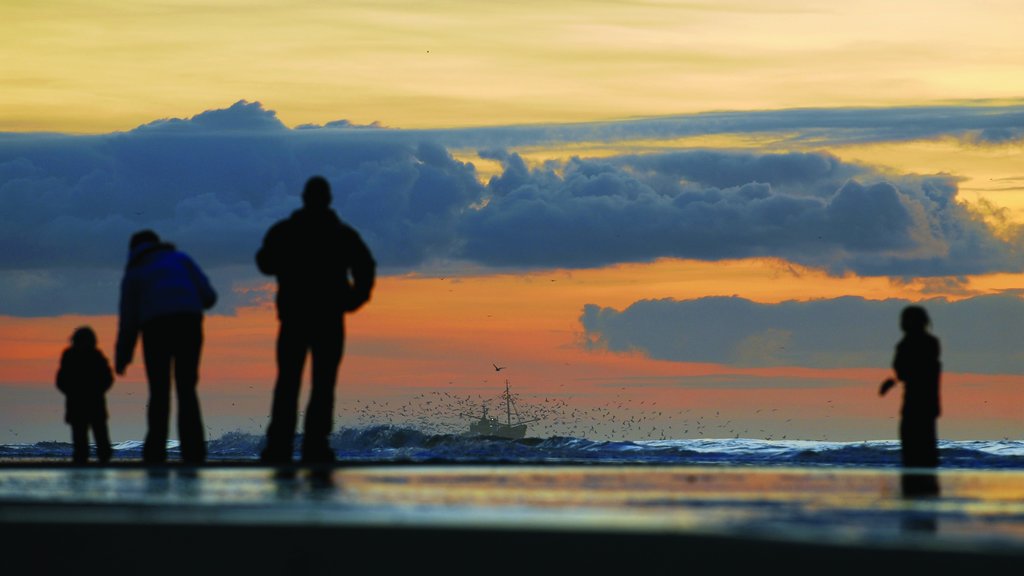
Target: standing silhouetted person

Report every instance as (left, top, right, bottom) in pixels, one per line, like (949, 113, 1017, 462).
(56, 326, 114, 464)
(880, 305, 941, 495)
(258, 176, 376, 464)
(115, 230, 217, 464)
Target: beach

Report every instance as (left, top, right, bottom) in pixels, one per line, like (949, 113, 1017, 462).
(2, 462, 1023, 575)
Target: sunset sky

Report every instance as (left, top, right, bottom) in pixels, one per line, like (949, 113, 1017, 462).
(1, 1, 1022, 444)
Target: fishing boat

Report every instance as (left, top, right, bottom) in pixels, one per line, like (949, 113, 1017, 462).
(468, 379, 538, 439)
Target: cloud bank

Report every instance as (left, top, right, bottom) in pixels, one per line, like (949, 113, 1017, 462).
(462, 150, 1022, 276)
(422, 102, 1024, 149)
(2, 100, 1023, 315)
(580, 294, 1024, 375)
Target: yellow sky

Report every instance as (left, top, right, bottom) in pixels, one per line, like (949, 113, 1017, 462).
(3, 0, 1023, 132)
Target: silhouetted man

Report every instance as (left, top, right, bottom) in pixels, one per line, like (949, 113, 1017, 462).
(258, 176, 376, 464)
(116, 230, 217, 464)
(880, 305, 941, 496)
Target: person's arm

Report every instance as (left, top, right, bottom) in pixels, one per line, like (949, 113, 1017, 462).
(184, 254, 217, 310)
(99, 352, 114, 393)
(256, 224, 283, 276)
(880, 341, 903, 396)
(115, 274, 139, 375)
(891, 339, 910, 385)
(933, 337, 942, 417)
(346, 230, 376, 312)
(56, 350, 70, 394)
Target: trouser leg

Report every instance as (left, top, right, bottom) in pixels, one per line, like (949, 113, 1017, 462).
(899, 415, 940, 496)
(143, 325, 172, 464)
(302, 317, 343, 461)
(262, 320, 307, 462)
(173, 315, 206, 463)
(92, 417, 112, 463)
(71, 422, 89, 464)
(900, 416, 938, 468)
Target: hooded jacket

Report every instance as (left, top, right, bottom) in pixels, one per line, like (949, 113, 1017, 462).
(56, 345, 114, 424)
(115, 241, 217, 369)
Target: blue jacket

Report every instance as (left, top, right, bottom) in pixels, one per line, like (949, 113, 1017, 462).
(115, 241, 217, 370)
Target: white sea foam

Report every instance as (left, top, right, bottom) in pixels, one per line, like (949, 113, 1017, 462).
(2, 428, 1021, 468)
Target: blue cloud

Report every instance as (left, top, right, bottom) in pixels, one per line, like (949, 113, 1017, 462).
(459, 151, 1021, 275)
(421, 102, 1024, 149)
(295, 119, 385, 130)
(580, 293, 1024, 375)
(133, 100, 288, 133)
(2, 101, 1023, 315)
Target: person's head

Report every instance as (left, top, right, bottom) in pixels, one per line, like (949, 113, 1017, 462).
(129, 229, 160, 250)
(900, 305, 931, 333)
(71, 326, 97, 349)
(302, 176, 332, 209)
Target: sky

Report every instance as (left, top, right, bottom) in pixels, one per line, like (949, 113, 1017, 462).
(1, 0, 1022, 444)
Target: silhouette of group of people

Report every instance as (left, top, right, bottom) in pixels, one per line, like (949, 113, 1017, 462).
(55, 175, 941, 488)
(56, 176, 376, 466)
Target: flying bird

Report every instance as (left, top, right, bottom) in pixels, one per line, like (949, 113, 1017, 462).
(493, 364, 507, 372)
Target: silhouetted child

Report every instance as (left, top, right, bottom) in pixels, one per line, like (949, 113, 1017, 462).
(879, 306, 941, 495)
(56, 326, 114, 464)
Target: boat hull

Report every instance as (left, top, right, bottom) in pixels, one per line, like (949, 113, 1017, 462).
(469, 419, 527, 439)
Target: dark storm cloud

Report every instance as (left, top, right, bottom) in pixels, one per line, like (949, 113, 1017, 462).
(0, 103, 485, 270)
(580, 294, 1024, 375)
(460, 150, 1022, 275)
(2, 100, 1023, 315)
(0, 101, 484, 314)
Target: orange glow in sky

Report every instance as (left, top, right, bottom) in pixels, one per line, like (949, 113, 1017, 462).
(3, 260, 1022, 442)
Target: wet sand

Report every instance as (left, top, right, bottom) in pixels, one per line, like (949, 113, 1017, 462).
(2, 463, 1023, 574)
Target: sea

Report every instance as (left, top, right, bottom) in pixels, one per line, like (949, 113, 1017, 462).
(2, 425, 1022, 468)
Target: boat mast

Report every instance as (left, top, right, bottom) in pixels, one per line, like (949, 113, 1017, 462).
(505, 379, 512, 426)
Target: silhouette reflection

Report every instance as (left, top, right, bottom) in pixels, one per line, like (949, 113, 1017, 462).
(145, 466, 201, 499)
(901, 470, 940, 498)
(900, 470, 940, 534)
(271, 464, 336, 499)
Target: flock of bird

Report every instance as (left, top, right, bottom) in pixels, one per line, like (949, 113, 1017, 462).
(345, 386, 812, 441)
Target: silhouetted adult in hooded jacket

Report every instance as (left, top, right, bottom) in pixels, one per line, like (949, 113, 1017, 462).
(258, 176, 376, 464)
(880, 306, 942, 484)
(115, 230, 217, 464)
